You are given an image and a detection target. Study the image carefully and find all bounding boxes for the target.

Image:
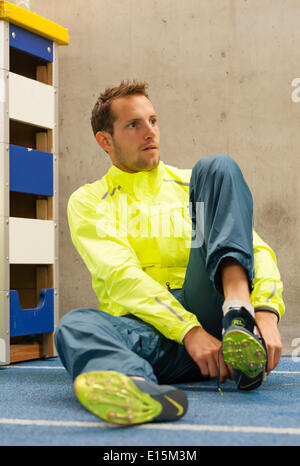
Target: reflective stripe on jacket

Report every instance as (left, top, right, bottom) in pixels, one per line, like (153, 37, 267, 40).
(67, 161, 285, 343)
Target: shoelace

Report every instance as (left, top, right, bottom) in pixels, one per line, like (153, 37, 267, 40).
(216, 320, 268, 396)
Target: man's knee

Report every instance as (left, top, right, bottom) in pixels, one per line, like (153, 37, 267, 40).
(193, 153, 237, 175)
(191, 154, 243, 189)
(55, 308, 99, 340)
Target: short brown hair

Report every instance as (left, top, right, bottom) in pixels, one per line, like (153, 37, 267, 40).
(91, 80, 149, 136)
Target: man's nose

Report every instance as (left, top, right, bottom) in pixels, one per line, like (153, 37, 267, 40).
(144, 122, 157, 139)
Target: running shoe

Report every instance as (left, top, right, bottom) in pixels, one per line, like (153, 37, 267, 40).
(222, 307, 267, 391)
(74, 370, 188, 425)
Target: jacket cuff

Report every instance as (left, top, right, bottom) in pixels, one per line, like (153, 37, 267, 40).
(179, 323, 202, 344)
(254, 306, 280, 323)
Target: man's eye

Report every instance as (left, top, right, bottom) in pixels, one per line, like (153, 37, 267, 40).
(151, 119, 157, 125)
(128, 122, 136, 128)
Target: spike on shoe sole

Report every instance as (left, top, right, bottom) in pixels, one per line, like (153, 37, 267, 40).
(222, 329, 267, 378)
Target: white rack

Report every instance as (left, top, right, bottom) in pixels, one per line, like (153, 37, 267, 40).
(0, 2, 68, 363)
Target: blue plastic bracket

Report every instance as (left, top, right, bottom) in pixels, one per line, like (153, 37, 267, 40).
(10, 144, 53, 196)
(10, 23, 53, 62)
(10, 289, 55, 337)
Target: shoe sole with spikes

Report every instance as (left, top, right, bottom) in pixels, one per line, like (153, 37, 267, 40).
(74, 371, 187, 425)
(222, 327, 267, 379)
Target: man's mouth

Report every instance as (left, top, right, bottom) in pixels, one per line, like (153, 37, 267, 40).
(142, 145, 158, 151)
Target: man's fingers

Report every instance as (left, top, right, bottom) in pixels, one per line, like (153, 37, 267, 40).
(197, 359, 209, 379)
(196, 352, 220, 380)
(265, 343, 272, 374)
(266, 342, 282, 374)
(202, 350, 230, 382)
(254, 311, 282, 375)
(207, 356, 219, 380)
(275, 344, 282, 369)
(217, 351, 232, 383)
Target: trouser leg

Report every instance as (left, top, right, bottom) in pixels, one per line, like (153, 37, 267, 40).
(55, 306, 205, 384)
(182, 154, 254, 340)
(55, 308, 158, 382)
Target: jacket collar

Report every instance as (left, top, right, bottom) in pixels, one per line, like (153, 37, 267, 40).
(107, 161, 165, 198)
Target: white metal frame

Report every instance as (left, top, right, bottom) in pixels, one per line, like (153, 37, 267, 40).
(0, 19, 60, 364)
(0, 20, 9, 364)
(53, 43, 59, 331)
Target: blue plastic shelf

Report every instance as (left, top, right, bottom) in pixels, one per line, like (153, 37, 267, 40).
(10, 288, 54, 337)
(10, 144, 53, 196)
(10, 24, 53, 62)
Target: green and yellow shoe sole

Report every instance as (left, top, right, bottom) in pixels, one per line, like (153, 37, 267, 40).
(74, 371, 164, 425)
(222, 328, 267, 378)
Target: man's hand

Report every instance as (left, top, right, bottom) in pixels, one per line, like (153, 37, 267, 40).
(183, 326, 233, 383)
(255, 311, 282, 374)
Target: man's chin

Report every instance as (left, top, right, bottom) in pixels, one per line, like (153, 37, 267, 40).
(141, 155, 160, 171)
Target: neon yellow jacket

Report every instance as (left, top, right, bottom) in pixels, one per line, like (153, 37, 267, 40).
(67, 161, 285, 343)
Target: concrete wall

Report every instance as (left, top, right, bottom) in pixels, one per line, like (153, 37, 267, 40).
(33, 0, 300, 353)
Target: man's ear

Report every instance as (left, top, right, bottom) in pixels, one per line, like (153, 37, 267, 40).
(95, 131, 112, 153)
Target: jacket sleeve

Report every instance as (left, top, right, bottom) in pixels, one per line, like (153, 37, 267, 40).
(67, 188, 201, 344)
(251, 230, 285, 321)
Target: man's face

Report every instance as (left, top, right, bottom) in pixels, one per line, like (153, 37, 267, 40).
(107, 95, 160, 173)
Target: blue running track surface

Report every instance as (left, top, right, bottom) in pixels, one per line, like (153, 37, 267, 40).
(0, 356, 300, 446)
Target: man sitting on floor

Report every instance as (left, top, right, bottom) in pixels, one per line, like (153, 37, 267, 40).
(55, 80, 284, 425)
